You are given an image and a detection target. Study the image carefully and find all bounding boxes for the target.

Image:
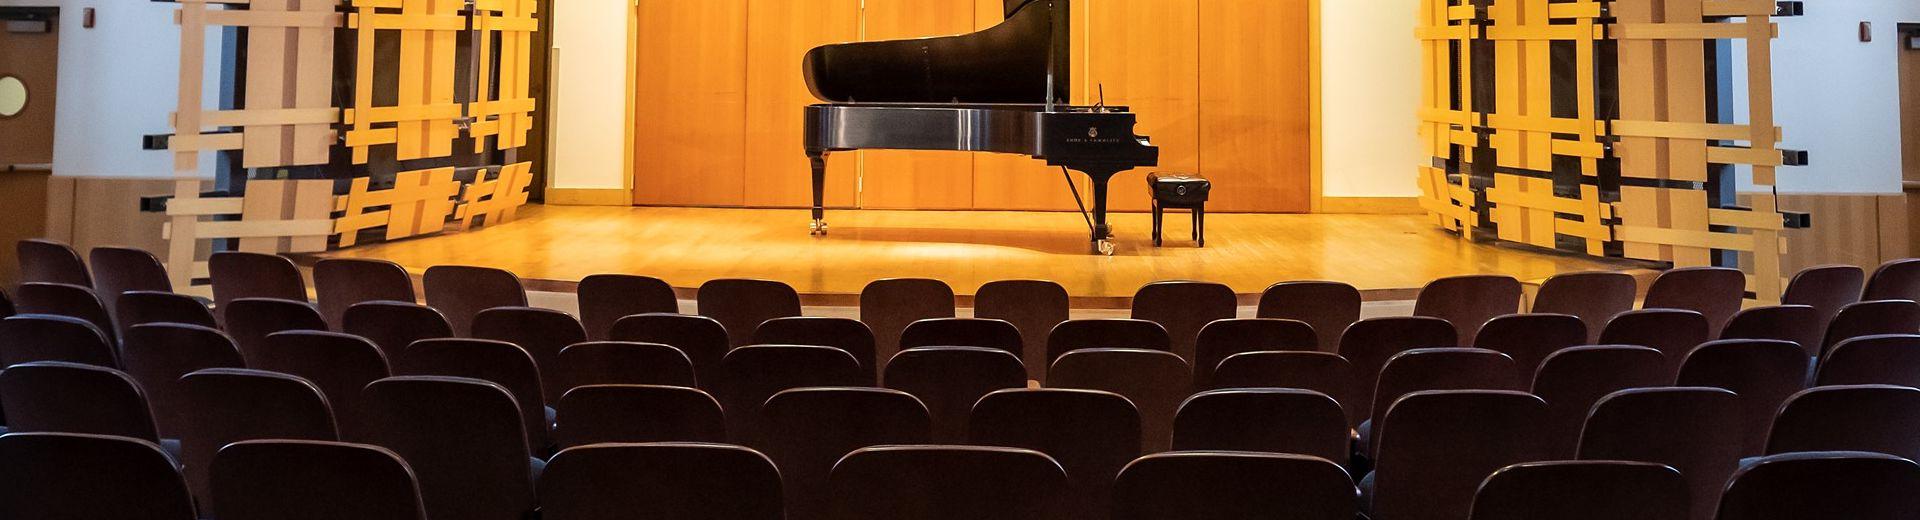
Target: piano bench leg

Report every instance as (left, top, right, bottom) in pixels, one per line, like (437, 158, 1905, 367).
(1193, 207, 1205, 248)
(1152, 202, 1164, 247)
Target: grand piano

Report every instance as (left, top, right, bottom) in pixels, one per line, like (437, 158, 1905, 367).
(801, 0, 1157, 255)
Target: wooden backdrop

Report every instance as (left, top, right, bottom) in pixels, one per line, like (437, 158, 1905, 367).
(630, 0, 1312, 213)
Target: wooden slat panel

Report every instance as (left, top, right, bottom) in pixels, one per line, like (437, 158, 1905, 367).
(857, 0, 978, 210)
(630, 0, 748, 206)
(1197, 0, 1311, 213)
(741, 0, 859, 208)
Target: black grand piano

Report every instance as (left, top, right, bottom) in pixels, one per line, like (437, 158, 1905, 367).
(801, 0, 1157, 255)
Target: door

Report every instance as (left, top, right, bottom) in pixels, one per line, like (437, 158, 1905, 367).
(0, 7, 56, 167)
(1902, 23, 1919, 258)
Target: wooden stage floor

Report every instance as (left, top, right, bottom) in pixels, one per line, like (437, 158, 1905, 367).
(312, 205, 1643, 307)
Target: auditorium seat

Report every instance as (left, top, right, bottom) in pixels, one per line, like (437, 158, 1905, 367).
(575, 273, 678, 340)
(0, 314, 117, 367)
(312, 257, 416, 329)
(251, 330, 391, 426)
(342, 301, 454, 360)
(862, 278, 957, 375)
(898, 317, 1024, 359)
(974, 279, 1070, 383)
(1864, 258, 1920, 302)
(554, 341, 697, 391)
(208, 252, 308, 312)
(1338, 316, 1455, 427)
(1676, 339, 1810, 456)
(1190, 318, 1316, 388)
(399, 338, 550, 452)
(1530, 346, 1668, 458)
(1765, 385, 1920, 461)
(1720, 305, 1822, 357)
(87, 246, 172, 301)
(17, 238, 91, 287)
(351, 376, 537, 520)
(1820, 300, 1920, 358)
(1131, 280, 1236, 363)
(1414, 274, 1522, 346)
(1469, 461, 1688, 520)
(1114, 451, 1357, 520)
(1643, 267, 1746, 339)
(1713, 452, 1920, 520)
(0, 362, 166, 446)
(0, 432, 196, 520)
(608, 313, 731, 389)
(1781, 264, 1865, 337)
(827, 445, 1067, 520)
(0, 286, 12, 318)
(1365, 348, 1519, 455)
(550, 384, 725, 448)
(13, 282, 117, 345)
(968, 388, 1140, 520)
(178, 368, 339, 507)
(1368, 390, 1549, 520)
(1599, 309, 1709, 378)
(114, 291, 218, 339)
(1256, 280, 1362, 353)
(1815, 334, 1920, 387)
(422, 265, 527, 337)
(1209, 350, 1358, 426)
(1578, 387, 1743, 520)
(1172, 388, 1348, 464)
(472, 306, 589, 401)
(761, 387, 933, 520)
(210, 440, 427, 520)
(223, 297, 328, 361)
(882, 346, 1026, 442)
(714, 344, 866, 444)
(752, 316, 879, 383)
(1531, 271, 1638, 343)
(1044, 318, 1171, 366)
(1048, 348, 1190, 453)
(1473, 313, 1586, 383)
(697, 278, 801, 348)
(120, 323, 244, 438)
(538, 443, 783, 520)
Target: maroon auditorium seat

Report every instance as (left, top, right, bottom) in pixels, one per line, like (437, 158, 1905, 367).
(1675, 339, 1809, 456)
(550, 384, 725, 448)
(1044, 318, 1171, 365)
(882, 346, 1026, 443)
(0, 432, 196, 520)
(1714, 452, 1920, 520)
(1642, 266, 1745, 339)
(1473, 313, 1586, 383)
(13, 282, 116, 345)
(1765, 385, 1920, 461)
(120, 323, 244, 438)
(398, 338, 550, 453)
(1131, 280, 1236, 364)
(178, 368, 338, 507)
(1257, 280, 1362, 353)
(421, 265, 527, 337)
(210, 440, 427, 520)
(472, 306, 589, 401)
(975, 279, 1070, 383)
(1368, 390, 1549, 520)
(1816, 334, 1920, 387)
(1413, 274, 1522, 346)
(0, 314, 116, 368)
(1210, 350, 1359, 426)
(0, 361, 164, 444)
(114, 291, 217, 339)
(251, 330, 391, 426)
(862, 278, 957, 376)
(208, 252, 308, 312)
(713, 344, 866, 444)
(1338, 316, 1455, 428)
(1820, 300, 1920, 358)
(1114, 451, 1357, 520)
(1578, 387, 1743, 520)
(1470, 461, 1687, 520)
(18, 239, 92, 287)
(1529, 345, 1668, 458)
(1172, 388, 1348, 464)
(539, 443, 783, 520)
(1863, 258, 1920, 302)
(827, 445, 1067, 520)
(1720, 305, 1822, 357)
(1599, 309, 1709, 378)
(969, 388, 1140, 520)
(575, 273, 678, 340)
(761, 387, 932, 520)
(553, 341, 697, 392)
(351, 376, 536, 520)
(1530, 271, 1637, 344)
(1048, 348, 1190, 453)
(1190, 318, 1316, 388)
(696, 278, 800, 348)
(223, 297, 327, 361)
(312, 258, 416, 329)
(752, 316, 879, 383)
(608, 313, 731, 389)
(342, 301, 453, 361)
(898, 317, 1024, 359)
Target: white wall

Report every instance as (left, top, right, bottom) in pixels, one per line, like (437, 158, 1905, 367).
(1320, 0, 1423, 198)
(1736, 0, 1920, 194)
(546, 0, 630, 191)
(0, 1, 221, 179)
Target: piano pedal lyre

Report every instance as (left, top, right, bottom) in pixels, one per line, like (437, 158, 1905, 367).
(809, 219, 829, 236)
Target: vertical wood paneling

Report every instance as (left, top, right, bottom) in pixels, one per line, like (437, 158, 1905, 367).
(743, 0, 860, 208)
(857, 0, 979, 210)
(1199, 0, 1312, 212)
(1081, 0, 1200, 213)
(631, 0, 748, 206)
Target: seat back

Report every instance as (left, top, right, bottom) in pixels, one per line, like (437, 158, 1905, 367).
(862, 278, 957, 374)
(828, 445, 1068, 520)
(209, 252, 308, 312)
(14, 282, 116, 345)
(1715, 452, 1920, 520)
(86, 246, 171, 314)
(0, 361, 161, 442)
(898, 317, 1023, 359)
(762, 387, 932, 520)
(1531, 271, 1638, 343)
(1721, 305, 1823, 357)
(1766, 385, 1920, 461)
(18, 239, 91, 286)
(1864, 258, 1920, 302)
(399, 338, 549, 451)
(1257, 280, 1362, 353)
(1045, 318, 1171, 365)
(968, 388, 1140, 520)
(1468, 313, 1586, 384)
(576, 273, 677, 340)
(0, 286, 12, 317)
(1578, 387, 1744, 520)
(1470, 461, 1688, 520)
(1369, 348, 1520, 455)
(554, 341, 697, 393)
(421, 265, 527, 337)
(608, 313, 731, 389)
(1210, 350, 1359, 426)
(1676, 339, 1810, 455)
(1338, 316, 1457, 425)
(715, 345, 867, 443)
(1048, 348, 1191, 453)
(1114, 452, 1356, 520)
(0, 432, 196, 520)
(121, 323, 244, 438)
(1131, 281, 1237, 364)
(539, 443, 784, 520)
(1371, 390, 1551, 520)
(1172, 388, 1348, 463)
(252, 330, 391, 425)
(342, 301, 453, 360)
(975, 279, 1069, 382)
(696, 278, 801, 348)
(179, 368, 339, 506)
(752, 316, 879, 383)
(471, 306, 588, 402)
(115, 291, 217, 339)
(312, 258, 415, 328)
(1600, 309, 1710, 378)
(1530, 346, 1668, 458)
(1782, 264, 1865, 335)
(1643, 267, 1746, 338)
(210, 440, 426, 520)
(551, 384, 725, 448)
(1816, 334, 1920, 387)
(351, 376, 534, 520)
(1191, 318, 1316, 388)
(1821, 300, 1920, 357)
(1414, 275, 1523, 346)
(882, 346, 1026, 443)
(223, 297, 327, 361)
(0, 314, 116, 367)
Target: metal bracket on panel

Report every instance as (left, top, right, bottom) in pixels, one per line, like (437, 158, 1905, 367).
(1781, 149, 1809, 167)
(143, 134, 173, 151)
(1774, 2, 1804, 17)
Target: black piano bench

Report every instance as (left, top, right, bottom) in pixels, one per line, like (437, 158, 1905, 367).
(1148, 172, 1211, 247)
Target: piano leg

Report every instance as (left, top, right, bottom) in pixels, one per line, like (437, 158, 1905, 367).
(1085, 169, 1118, 256)
(808, 151, 829, 236)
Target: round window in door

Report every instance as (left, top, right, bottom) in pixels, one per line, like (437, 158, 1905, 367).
(0, 76, 26, 118)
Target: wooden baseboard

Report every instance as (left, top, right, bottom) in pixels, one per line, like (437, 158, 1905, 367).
(1319, 196, 1422, 215)
(546, 188, 632, 206)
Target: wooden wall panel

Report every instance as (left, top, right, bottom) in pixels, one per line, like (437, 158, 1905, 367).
(969, 0, 1090, 211)
(856, 0, 978, 210)
(742, 0, 860, 208)
(1081, 0, 1200, 213)
(631, 0, 748, 206)
(1198, 0, 1312, 213)
(0, 170, 49, 288)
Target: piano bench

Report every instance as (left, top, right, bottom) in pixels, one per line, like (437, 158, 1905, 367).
(1148, 172, 1211, 248)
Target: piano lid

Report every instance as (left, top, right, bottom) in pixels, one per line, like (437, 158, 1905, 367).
(802, 0, 1070, 105)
